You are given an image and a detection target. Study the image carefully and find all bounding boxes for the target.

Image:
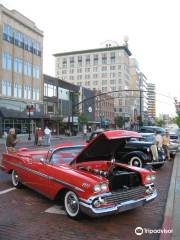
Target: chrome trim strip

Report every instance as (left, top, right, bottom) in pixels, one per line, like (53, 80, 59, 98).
(146, 161, 166, 165)
(3, 160, 84, 192)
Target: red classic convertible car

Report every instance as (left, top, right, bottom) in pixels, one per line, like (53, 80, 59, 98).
(1, 130, 157, 219)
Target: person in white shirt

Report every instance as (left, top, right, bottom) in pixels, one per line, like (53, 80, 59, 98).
(155, 131, 163, 148)
(44, 126, 51, 146)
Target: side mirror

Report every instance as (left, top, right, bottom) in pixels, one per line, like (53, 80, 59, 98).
(40, 158, 46, 164)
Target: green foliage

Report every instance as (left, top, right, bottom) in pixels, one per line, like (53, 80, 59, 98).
(115, 116, 124, 128)
(155, 118, 164, 127)
(78, 113, 88, 125)
(174, 115, 180, 128)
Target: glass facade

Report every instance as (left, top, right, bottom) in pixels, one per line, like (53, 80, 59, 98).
(3, 23, 42, 57)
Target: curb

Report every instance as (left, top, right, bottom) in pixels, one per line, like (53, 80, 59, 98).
(159, 153, 179, 240)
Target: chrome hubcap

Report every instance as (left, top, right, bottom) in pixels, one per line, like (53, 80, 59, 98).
(67, 195, 78, 214)
(12, 171, 19, 185)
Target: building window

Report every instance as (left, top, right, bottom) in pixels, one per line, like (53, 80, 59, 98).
(110, 79, 116, 85)
(69, 76, 74, 80)
(44, 84, 56, 97)
(85, 74, 90, 79)
(3, 24, 13, 43)
(110, 72, 116, 78)
(102, 73, 107, 78)
(70, 57, 74, 68)
(93, 54, 98, 65)
(93, 74, 98, 79)
(85, 68, 90, 72)
(78, 56, 82, 66)
(24, 62, 28, 76)
(102, 66, 107, 71)
(102, 80, 107, 85)
(110, 52, 116, 64)
(28, 37, 33, 53)
(77, 68, 82, 73)
(33, 88, 39, 100)
(93, 67, 98, 72)
(14, 82, 18, 97)
(85, 81, 90, 86)
(85, 55, 90, 65)
(18, 59, 22, 73)
(7, 81, 12, 96)
(28, 63, 32, 77)
(15, 31, 23, 48)
(77, 75, 82, 80)
(62, 58, 67, 68)
(2, 52, 12, 71)
(2, 80, 7, 96)
(102, 53, 107, 64)
(2, 52, 6, 69)
(33, 65, 40, 79)
(93, 81, 98, 85)
(110, 65, 116, 70)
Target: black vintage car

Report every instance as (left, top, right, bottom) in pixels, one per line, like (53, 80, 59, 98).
(87, 130, 166, 170)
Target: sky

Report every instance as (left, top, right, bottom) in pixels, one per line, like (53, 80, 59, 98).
(1, 0, 180, 116)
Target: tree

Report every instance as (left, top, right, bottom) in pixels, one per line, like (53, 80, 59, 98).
(78, 113, 88, 125)
(155, 118, 165, 127)
(174, 115, 180, 128)
(115, 116, 124, 128)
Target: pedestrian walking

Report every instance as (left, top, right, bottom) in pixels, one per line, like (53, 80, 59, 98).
(37, 128, 43, 146)
(6, 128, 17, 152)
(162, 131, 171, 160)
(155, 131, 163, 148)
(44, 126, 51, 146)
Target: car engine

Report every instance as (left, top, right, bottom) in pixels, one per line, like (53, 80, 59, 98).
(78, 164, 141, 191)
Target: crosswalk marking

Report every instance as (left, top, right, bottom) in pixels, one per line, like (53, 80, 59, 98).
(45, 205, 66, 215)
(0, 187, 16, 195)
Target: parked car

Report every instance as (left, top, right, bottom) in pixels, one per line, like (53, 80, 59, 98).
(140, 126, 166, 135)
(0, 130, 157, 219)
(168, 132, 180, 156)
(87, 130, 165, 169)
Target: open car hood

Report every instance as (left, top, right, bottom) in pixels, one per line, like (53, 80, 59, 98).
(71, 130, 141, 164)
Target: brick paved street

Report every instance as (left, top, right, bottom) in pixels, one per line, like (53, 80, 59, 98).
(0, 138, 174, 240)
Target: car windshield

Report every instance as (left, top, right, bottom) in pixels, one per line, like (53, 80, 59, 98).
(50, 146, 84, 165)
(141, 134, 155, 142)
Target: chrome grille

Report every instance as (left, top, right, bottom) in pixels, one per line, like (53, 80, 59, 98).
(104, 186, 146, 204)
(150, 144, 159, 161)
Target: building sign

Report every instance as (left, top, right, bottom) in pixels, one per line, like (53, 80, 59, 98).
(58, 87, 69, 100)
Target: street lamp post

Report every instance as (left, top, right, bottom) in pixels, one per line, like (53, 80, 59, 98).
(26, 105, 34, 140)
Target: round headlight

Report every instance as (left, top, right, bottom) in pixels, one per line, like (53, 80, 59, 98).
(146, 174, 156, 182)
(101, 183, 108, 191)
(93, 184, 101, 192)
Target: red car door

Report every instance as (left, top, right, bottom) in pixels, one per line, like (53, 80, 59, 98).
(23, 155, 52, 197)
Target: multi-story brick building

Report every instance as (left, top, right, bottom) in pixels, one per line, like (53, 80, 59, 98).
(0, 4, 43, 135)
(93, 89, 115, 127)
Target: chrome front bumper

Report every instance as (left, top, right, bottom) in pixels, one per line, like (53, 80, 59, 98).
(79, 190, 157, 218)
(146, 161, 166, 165)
